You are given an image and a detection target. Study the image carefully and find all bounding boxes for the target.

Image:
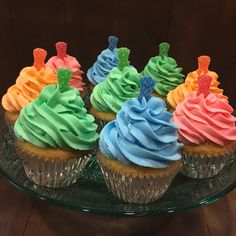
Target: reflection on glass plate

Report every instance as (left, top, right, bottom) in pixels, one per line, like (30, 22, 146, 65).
(0, 122, 236, 216)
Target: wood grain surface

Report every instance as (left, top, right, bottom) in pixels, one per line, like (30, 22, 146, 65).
(0, 0, 235, 106)
(0, 176, 235, 236)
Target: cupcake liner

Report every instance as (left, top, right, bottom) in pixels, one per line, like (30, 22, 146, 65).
(181, 152, 235, 178)
(16, 145, 92, 188)
(97, 158, 180, 204)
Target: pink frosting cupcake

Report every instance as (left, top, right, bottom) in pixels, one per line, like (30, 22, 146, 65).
(46, 42, 85, 93)
(173, 75, 236, 178)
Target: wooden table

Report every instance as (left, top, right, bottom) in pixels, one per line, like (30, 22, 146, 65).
(0, 176, 235, 236)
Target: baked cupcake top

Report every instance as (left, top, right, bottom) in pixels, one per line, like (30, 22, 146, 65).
(2, 48, 57, 113)
(167, 56, 227, 109)
(87, 36, 118, 85)
(172, 75, 236, 146)
(90, 47, 140, 113)
(142, 42, 184, 96)
(46, 42, 85, 91)
(99, 77, 183, 168)
(14, 68, 99, 150)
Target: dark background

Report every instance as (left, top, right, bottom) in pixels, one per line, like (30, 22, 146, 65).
(1, 0, 236, 107)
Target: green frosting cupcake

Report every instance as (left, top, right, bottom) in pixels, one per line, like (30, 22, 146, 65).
(14, 68, 99, 150)
(90, 48, 140, 113)
(142, 42, 184, 96)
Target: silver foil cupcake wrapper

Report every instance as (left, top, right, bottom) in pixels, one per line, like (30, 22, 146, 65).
(17, 148, 91, 188)
(181, 152, 235, 178)
(98, 160, 179, 204)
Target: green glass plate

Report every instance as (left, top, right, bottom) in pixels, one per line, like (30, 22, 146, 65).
(0, 122, 236, 216)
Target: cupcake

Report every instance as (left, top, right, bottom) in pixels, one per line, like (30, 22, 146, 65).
(14, 68, 99, 188)
(97, 77, 183, 204)
(87, 36, 118, 91)
(172, 75, 236, 178)
(167, 55, 227, 111)
(2, 48, 57, 125)
(46, 42, 85, 95)
(90, 47, 140, 128)
(142, 42, 184, 100)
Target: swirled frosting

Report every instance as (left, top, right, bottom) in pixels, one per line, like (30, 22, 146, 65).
(14, 83, 99, 150)
(167, 70, 227, 109)
(90, 66, 140, 113)
(2, 66, 57, 113)
(142, 46, 184, 96)
(172, 93, 236, 146)
(87, 49, 118, 85)
(46, 42, 85, 91)
(99, 97, 182, 168)
(87, 36, 119, 86)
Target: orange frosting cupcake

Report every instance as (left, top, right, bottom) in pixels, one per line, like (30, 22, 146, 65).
(167, 56, 227, 109)
(2, 48, 57, 113)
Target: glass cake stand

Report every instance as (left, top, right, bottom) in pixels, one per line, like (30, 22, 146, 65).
(0, 121, 236, 217)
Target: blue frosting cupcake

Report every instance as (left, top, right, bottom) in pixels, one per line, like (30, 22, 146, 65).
(87, 36, 118, 86)
(97, 77, 183, 204)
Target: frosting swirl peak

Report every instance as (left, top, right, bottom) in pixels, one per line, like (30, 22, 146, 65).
(46, 42, 85, 91)
(2, 48, 57, 113)
(99, 96, 182, 168)
(167, 56, 227, 109)
(90, 48, 140, 113)
(142, 42, 184, 96)
(87, 36, 118, 85)
(172, 93, 236, 146)
(14, 68, 99, 150)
